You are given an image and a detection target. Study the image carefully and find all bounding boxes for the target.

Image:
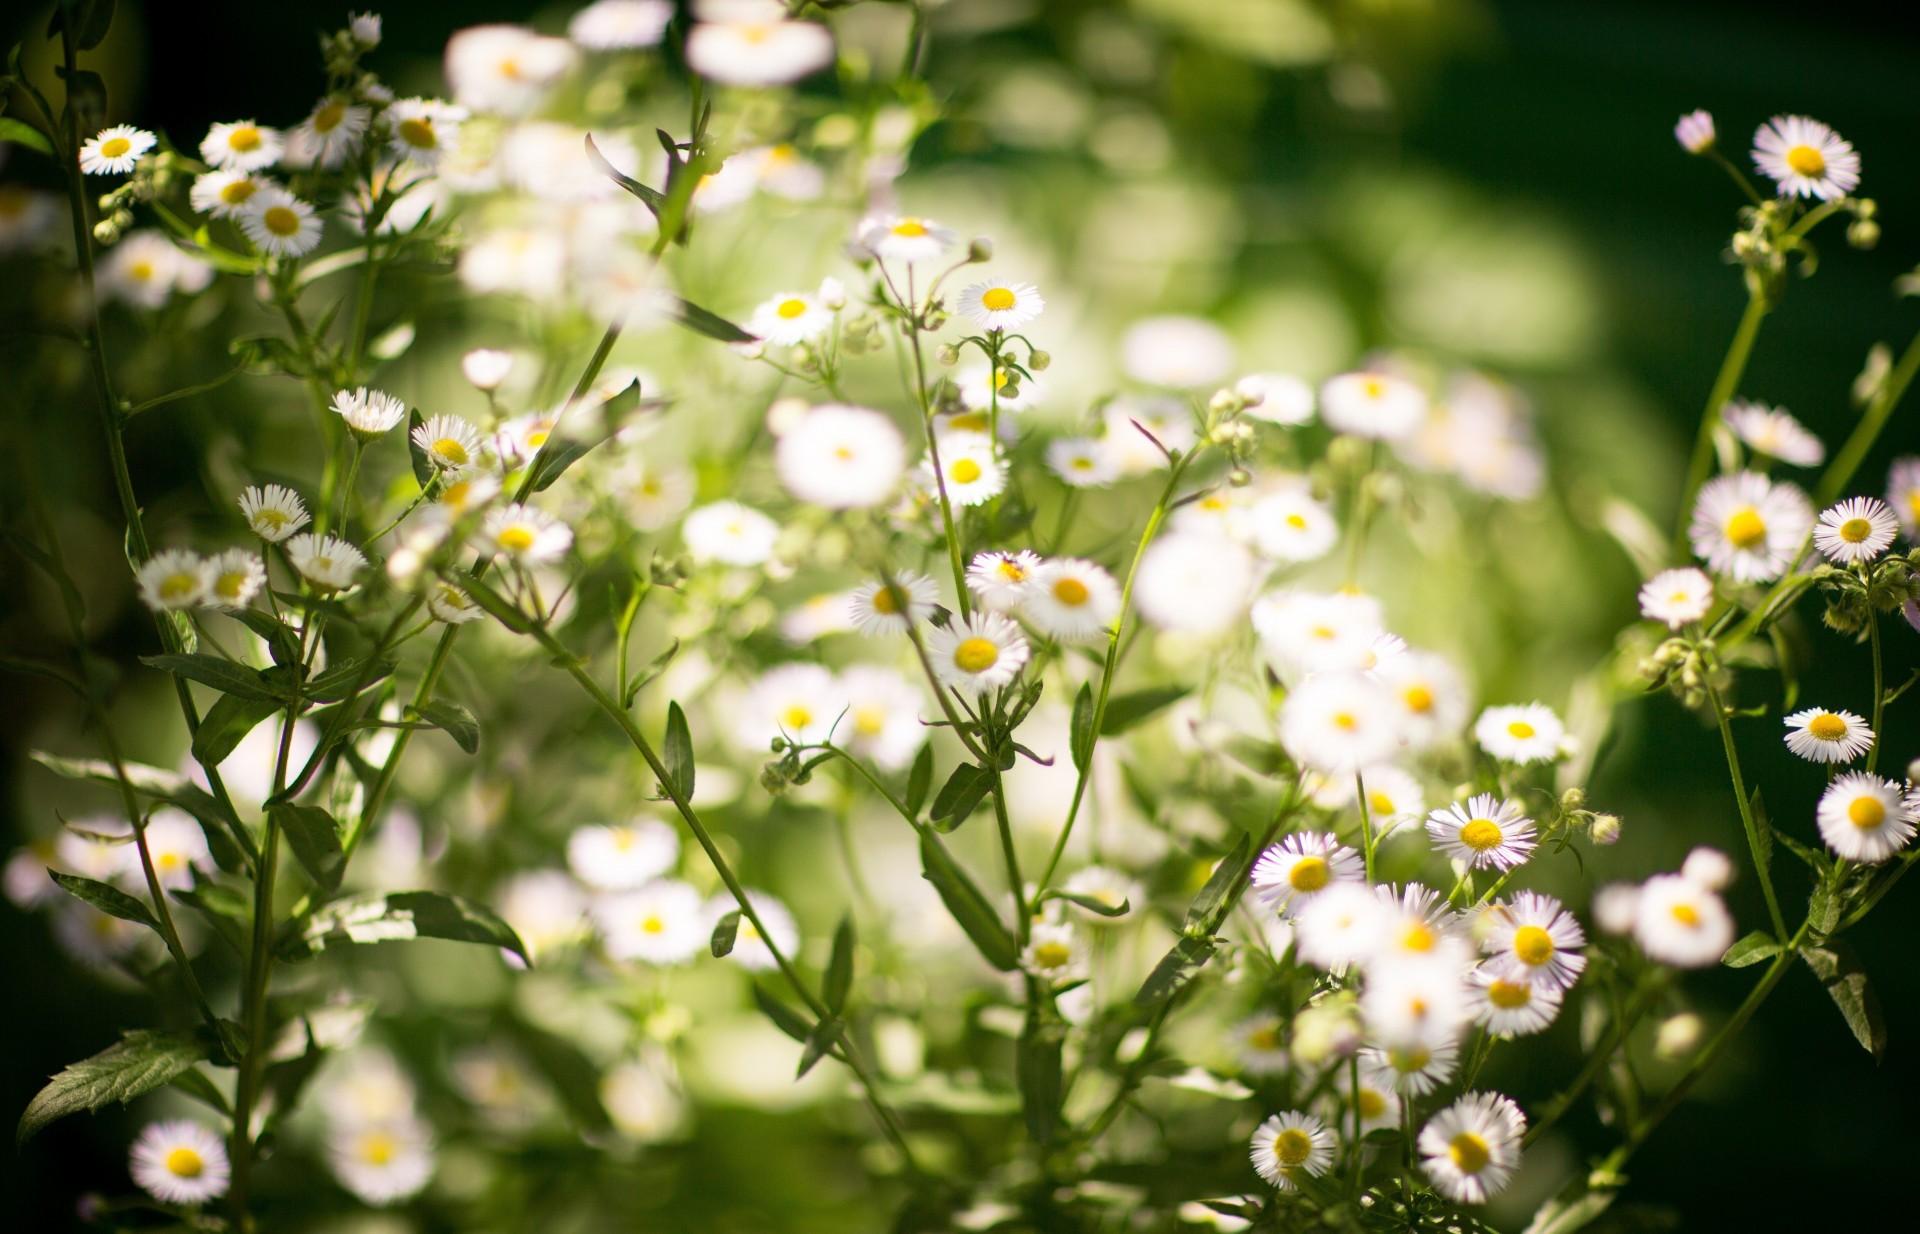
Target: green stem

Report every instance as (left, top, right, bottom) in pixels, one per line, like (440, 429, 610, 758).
(1818, 324, 1920, 505)
(1676, 292, 1770, 555)
(1705, 677, 1789, 938)
(989, 760, 1029, 943)
(1522, 971, 1670, 1148)
(1867, 611, 1885, 774)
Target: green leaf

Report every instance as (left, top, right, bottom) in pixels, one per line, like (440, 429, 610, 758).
(415, 699, 480, 754)
(598, 378, 644, 422)
(140, 653, 282, 701)
(1046, 889, 1131, 919)
(623, 636, 680, 706)
(1807, 878, 1841, 938)
(305, 658, 396, 703)
(584, 132, 665, 214)
(49, 871, 158, 933)
(918, 833, 1018, 971)
(904, 744, 934, 818)
(0, 653, 86, 695)
(526, 438, 598, 494)
(18, 1029, 206, 1146)
(824, 915, 856, 1014)
(406, 408, 433, 489)
(228, 608, 302, 667)
(1017, 1010, 1065, 1146)
(1722, 930, 1782, 969)
(1134, 934, 1218, 1007)
(752, 984, 815, 1044)
(502, 1017, 613, 1134)
(666, 296, 756, 344)
(192, 692, 282, 766)
(272, 802, 344, 891)
(710, 909, 740, 957)
(1183, 832, 1250, 932)
(30, 751, 256, 871)
(47, 0, 117, 50)
(1070, 683, 1095, 773)
(797, 1016, 843, 1079)
(1748, 787, 1774, 883)
(287, 891, 528, 963)
(1519, 1189, 1618, 1234)
(0, 116, 54, 157)
(1098, 685, 1191, 737)
(662, 702, 695, 800)
(930, 762, 991, 831)
(1801, 941, 1886, 1061)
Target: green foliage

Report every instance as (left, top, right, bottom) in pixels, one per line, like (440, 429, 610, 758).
(18, 1030, 205, 1147)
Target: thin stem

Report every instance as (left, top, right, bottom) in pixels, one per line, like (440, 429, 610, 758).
(1522, 971, 1670, 1148)
(1704, 677, 1789, 938)
(1818, 323, 1920, 504)
(1867, 611, 1885, 774)
(989, 760, 1028, 942)
(1354, 771, 1376, 883)
(1675, 292, 1769, 554)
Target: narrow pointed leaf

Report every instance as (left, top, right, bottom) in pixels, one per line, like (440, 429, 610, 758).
(904, 744, 934, 818)
(930, 762, 991, 830)
(665, 296, 755, 344)
(662, 702, 695, 799)
(918, 833, 1017, 971)
(1098, 685, 1191, 737)
(286, 891, 528, 963)
(406, 408, 433, 488)
(228, 608, 302, 667)
(1070, 683, 1095, 773)
(585, 132, 665, 214)
(752, 984, 815, 1044)
(824, 915, 856, 1013)
(18, 1030, 206, 1146)
(1048, 890, 1131, 918)
(1722, 930, 1782, 969)
(1017, 1010, 1065, 1145)
(1183, 832, 1251, 931)
(140, 653, 282, 701)
(797, 1016, 843, 1079)
(1134, 934, 1218, 1006)
(272, 802, 344, 891)
(1802, 942, 1886, 1061)
(415, 699, 480, 754)
(191, 692, 282, 766)
(50, 871, 158, 932)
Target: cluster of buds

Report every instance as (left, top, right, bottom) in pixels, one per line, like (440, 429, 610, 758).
(1729, 201, 1790, 302)
(1639, 636, 1715, 709)
(1556, 788, 1623, 847)
(1815, 552, 1920, 637)
(321, 12, 383, 79)
(1846, 198, 1879, 250)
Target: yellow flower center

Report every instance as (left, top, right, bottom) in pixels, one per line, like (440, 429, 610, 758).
(1839, 517, 1874, 543)
(996, 560, 1027, 582)
(1670, 902, 1701, 927)
(165, 1146, 204, 1178)
(953, 637, 999, 673)
(853, 705, 887, 736)
(1459, 819, 1503, 850)
(129, 261, 155, 281)
(782, 705, 813, 730)
(1274, 1128, 1314, 1167)
(256, 509, 288, 531)
(1288, 855, 1330, 892)
(612, 829, 637, 852)
(1391, 1047, 1429, 1073)
(434, 438, 470, 466)
(641, 914, 666, 934)
(1807, 713, 1849, 741)
(949, 412, 989, 433)
(1285, 512, 1309, 530)
(359, 1132, 396, 1165)
(262, 205, 301, 237)
(1331, 711, 1358, 732)
(950, 458, 983, 484)
(159, 572, 200, 601)
(1032, 941, 1072, 969)
(1506, 720, 1536, 740)
(1512, 924, 1555, 966)
(1357, 1089, 1386, 1119)
(496, 525, 536, 552)
(1448, 1132, 1491, 1176)
(314, 104, 346, 133)
(1849, 796, 1886, 828)
(227, 126, 263, 152)
(776, 298, 809, 319)
(1052, 577, 1089, 607)
(1785, 144, 1826, 177)
(1403, 685, 1434, 713)
(220, 179, 257, 205)
(891, 220, 929, 237)
(1724, 507, 1767, 549)
(738, 23, 773, 44)
(100, 136, 132, 158)
(870, 584, 904, 614)
(1401, 922, 1435, 952)
(1361, 376, 1386, 399)
(526, 426, 551, 448)
(1247, 1025, 1280, 1051)
(981, 287, 1017, 311)
(398, 117, 437, 149)
(1487, 979, 1533, 1009)
(215, 570, 249, 601)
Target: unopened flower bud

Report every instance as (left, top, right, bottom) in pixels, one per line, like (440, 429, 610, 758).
(92, 220, 119, 244)
(1655, 1012, 1704, 1059)
(1849, 219, 1880, 249)
(1027, 349, 1050, 372)
(1560, 787, 1587, 812)
(1208, 389, 1238, 414)
(1673, 109, 1715, 155)
(936, 343, 960, 367)
(818, 276, 846, 310)
(1589, 814, 1622, 845)
(759, 763, 791, 795)
(967, 237, 994, 263)
(1228, 468, 1252, 488)
(998, 380, 1020, 400)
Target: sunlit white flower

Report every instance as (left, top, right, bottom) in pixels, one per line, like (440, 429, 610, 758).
(856, 214, 956, 264)
(327, 1116, 436, 1206)
(1352, 765, 1428, 834)
(1814, 496, 1898, 564)
(568, 817, 679, 891)
(286, 533, 366, 591)
(1886, 456, 1920, 539)
(1724, 400, 1823, 467)
(1752, 114, 1860, 201)
(79, 124, 156, 175)
(750, 290, 835, 345)
(137, 550, 213, 612)
(130, 1119, 230, 1205)
(1237, 373, 1315, 426)
(776, 404, 907, 509)
(1025, 558, 1121, 641)
(135, 809, 211, 890)
(1638, 567, 1714, 628)
(286, 98, 370, 168)
(1473, 702, 1564, 764)
(426, 580, 482, 624)
(447, 24, 578, 116)
(839, 665, 926, 772)
(1280, 672, 1402, 773)
(1674, 109, 1715, 154)
(1120, 315, 1233, 388)
(967, 549, 1042, 612)
(1361, 1041, 1459, 1097)
(1362, 956, 1472, 1051)
(925, 436, 1006, 507)
(1254, 590, 1387, 676)
(1245, 482, 1337, 562)
(1375, 650, 1471, 750)
(99, 231, 213, 308)
(482, 503, 572, 565)
(1020, 920, 1087, 985)
(1680, 846, 1733, 891)
(596, 879, 707, 963)
(239, 187, 322, 258)
(1135, 531, 1255, 636)
(570, 0, 673, 48)
(1633, 873, 1734, 968)
(1481, 891, 1585, 990)
(495, 412, 562, 468)
(411, 414, 485, 475)
(1468, 967, 1563, 1036)
(1251, 831, 1363, 914)
(739, 662, 840, 751)
(957, 279, 1044, 330)
(1426, 794, 1536, 872)
(462, 348, 515, 391)
(201, 120, 283, 171)
(1321, 371, 1428, 441)
(684, 501, 779, 566)
(1783, 707, 1874, 764)
(1293, 882, 1389, 969)
(331, 386, 406, 439)
(927, 611, 1030, 692)
(206, 547, 266, 609)
(1689, 470, 1813, 582)
(189, 169, 270, 219)
(1250, 1111, 1335, 1190)
(1816, 772, 1916, 864)
(496, 870, 588, 962)
(686, 1, 835, 86)
(1369, 883, 1468, 965)
(1419, 1092, 1525, 1204)
(850, 571, 939, 636)
(387, 98, 467, 165)
(737, 142, 826, 200)
(1047, 437, 1120, 488)
(712, 890, 799, 971)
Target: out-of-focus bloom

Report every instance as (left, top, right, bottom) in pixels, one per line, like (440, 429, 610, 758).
(1473, 703, 1565, 765)
(1121, 315, 1234, 388)
(1320, 371, 1428, 440)
(1638, 567, 1714, 628)
(1724, 400, 1823, 467)
(1673, 109, 1715, 154)
(130, 1120, 231, 1206)
(775, 405, 906, 509)
(685, 0, 834, 87)
(201, 119, 283, 171)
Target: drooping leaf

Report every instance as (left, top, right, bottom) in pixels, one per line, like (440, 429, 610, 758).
(271, 802, 344, 891)
(1047, 889, 1131, 919)
(930, 762, 991, 831)
(18, 1030, 206, 1146)
(49, 871, 158, 933)
(30, 751, 255, 870)
(192, 692, 283, 766)
(1183, 832, 1251, 932)
(47, 0, 117, 50)
(1807, 878, 1841, 938)
(662, 702, 695, 800)
(0, 117, 55, 157)
(824, 915, 856, 1014)
(140, 653, 282, 701)
(1017, 1009, 1065, 1145)
(415, 699, 480, 754)
(1098, 685, 1191, 737)
(1802, 941, 1886, 1061)
(797, 1015, 843, 1079)
(228, 608, 302, 668)
(665, 296, 756, 344)
(286, 891, 528, 963)
(710, 909, 741, 957)
(1134, 934, 1218, 1007)
(904, 744, 934, 818)
(1722, 930, 1783, 969)
(918, 833, 1017, 971)
(752, 984, 815, 1044)
(1070, 683, 1095, 773)
(305, 657, 396, 703)
(584, 132, 665, 214)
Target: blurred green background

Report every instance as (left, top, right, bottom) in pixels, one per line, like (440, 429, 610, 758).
(4, 0, 1918, 1228)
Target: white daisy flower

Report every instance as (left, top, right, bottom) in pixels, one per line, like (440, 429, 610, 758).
(1689, 470, 1814, 582)
(856, 214, 957, 264)
(685, 2, 835, 86)
(1341, 1068, 1404, 1133)
(1885, 456, 1920, 539)
(1752, 114, 1860, 201)
(1046, 437, 1120, 488)
(327, 1116, 436, 1206)
(1783, 707, 1874, 763)
(207, 547, 266, 609)
(1816, 772, 1916, 864)
(849, 571, 940, 636)
(1249, 1111, 1335, 1190)
(98, 231, 213, 308)
(1813, 496, 1898, 564)
(286, 98, 370, 168)
(1674, 109, 1716, 154)
(1370, 883, 1469, 964)
(1680, 846, 1734, 891)
(1237, 373, 1316, 426)
(201, 119, 284, 171)
(494, 412, 561, 468)
(79, 124, 156, 175)
(1364, 957, 1473, 1055)
(1419, 1092, 1526, 1204)
(142, 810, 213, 890)
(683, 501, 779, 566)
(1320, 371, 1428, 441)
(495, 870, 588, 963)
(446, 24, 578, 117)
(839, 665, 926, 772)
(1234, 1014, 1290, 1075)
(1293, 881, 1390, 970)
(775, 404, 907, 510)
(567, 817, 679, 891)
(1375, 650, 1471, 750)
(713, 890, 800, 972)
(1468, 967, 1563, 1036)
(1246, 482, 1338, 563)
(595, 879, 707, 963)
(481, 503, 572, 565)
(1638, 567, 1715, 628)
(130, 1119, 230, 1205)
(285, 533, 366, 591)
(739, 662, 841, 750)
(966, 549, 1042, 612)
(1279, 671, 1402, 774)
(137, 550, 213, 612)
(1250, 832, 1364, 914)
(1361, 1042, 1460, 1097)
(331, 386, 407, 440)
(956, 279, 1044, 330)
(570, 0, 673, 48)
(927, 611, 1030, 692)
(1723, 400, 1824, 467)
(1353, 765, 1428, 834)
(1480, 891, 1586, 990)
(1134, 532, 1256, 636)
(749, 290, 835, 345)
(461, 348, 514, 391)
(412, 414, 486, 475)
(1020, 920, 1087, 985)
(1633, 873, 1734, 968)
(1253, 590, 1387, 677)
(1120, 315, 1234, 388)
(614, 463, 696, 533)
(350, 12, 383, 45)
(1426, 794, 1537, 872)
(427, 581, 482, 624)
(1025, 558, 1121, 642)
(189, 169, 270, 219)
(386, 98, 468, 165)
(1473, 702, 1565, 765)
(239, 187, 322, 258)
(925, 436, 1006, 506)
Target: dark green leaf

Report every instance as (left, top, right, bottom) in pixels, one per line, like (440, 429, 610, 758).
(168, 1067, 232, 1115)
(18, 1029, 205, 1146)
(1134, 935, 1218, 1006)
(930, 762, 991, 831)
(0, 653, 81, 693)
(1749, 788, 1774, 883)
(1722, 930, 1782, 969)
(710, 909, 740, 957)
(584, 133, 665, 214)
(1183, 832, 1251, 932)
(416, 699, 480, 754)
(49, 871, 158, 932)
(599, 378, 644, 422)
(406, 408, 433, 488)
(272, 802, 344, 891)
(503, 1017, 613, 1134)
(1802, 941, 1886, 1061)
(1017, 1009, 1064, 1145)
(192, 693, 282, 766)
(31, 752, 258, 872)
(0, 116, 54, 157)
(526, 438, 597, 494)
(305, 658, 396, 703)
(824, 915, 856, 1013)
(666, 296, 756, 344)
(1807, 879, 1841, 938)
(1098, 685, 1191, 737)
(904, 744, 934, 818)
(48, 0, 116, 50)
(288, 891, 528, 963)
(662, 702, 695, 800)
(228, 608, 302, 667)
(623, 637, 680, 706)
(1770, 824, 1823, 872)
(140, 653, 282, 701)
(797, 1015, 843, 1079)
(918, 833, 1017, 971)
(752, 984, 815, 1044)
(1048, 889, 1130, 918)
(1070, 683, 1095, 773)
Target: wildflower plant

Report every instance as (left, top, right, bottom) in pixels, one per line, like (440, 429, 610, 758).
(2, 2, 1919, 1231)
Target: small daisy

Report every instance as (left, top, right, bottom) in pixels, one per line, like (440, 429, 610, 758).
(136, 550, 212, 612)
(749, 291, 835, 345)
(1674, 109, 1715, 154)
(1473, 702, 1565, 765)
(427, 581, 482, 624)
(129, 1119, 230, 1205)
(595, 879, 707, 964)
(956, 279, 1044, 330)
(1293, 882, 1390, 969)
(1468, 967, 1564, 1036)
(412, 414, 486, 474)
(1370, 883, 1468, 963)
(1426, 795, 1537, 872)
(1341, 1068, 1404, 1132)
(1360, 1042, 1459, 1098)
(331, 386, 407, 440)
(683, 501, 779, 566)
(1134, 531, 1256, 636)
(201, 119, 284, 171)
(239, 485, 310, 542)
(1419, 1092, 1526, 1204)
(1816, 772, 1916, 864)
(570, 0, 674, 48)
(1480, 891, 1586, 990)
(712, 890, 800, 972)
(1249, 1111, 1335, 1190)
(207, 547, 266, 609)
(1885, 456, 1920, 539)
(327, 1117, 436, 1206)
(775, 405, 907, 510)
(849, 571, 940, 636)
(1234, 1014, 1291, 1075)
(1320, 371, 1428, 441)
(1353, 765, 1428, 835)
(739, 662, 841, 750)
(285, 533, 367, 592)
(1752, 114, 1861, 201)
(925, 436, 1006, 507)
(1362, 957, 1472, 1050)
(1813, 496, 1898, 564)
(567, 817, 679, 891)
(387, 98, 467, 166)
(1247, 483, 1338, 563)
(1278, 671, 1402, 774)
(857, 214, 957, 265)
(1375, 650, 1471, 750)
(1723, 401, 1824, 467)
(927, 611, 1030, 692)
(1020, 920, 1087, 985)
(288, 98, 370, 168)
(1689, 471, 1814, 583)
(838, 665, 926, 772)
(78, 124, 156, 175)
(1025, 558, 1121, 642)
(1633, 873, 1734, 968)
(1046, 437, 1120, 488)
(1783, 707, 1874, 763)
(966, 549, 1043, 612)
(1250, 832, 1364, 914)
(144, 810, 213, 889)
(685, 4, 835, 86)
(482, 503, 572, 565)
(239, 187, 323, 258)
(1638, 567, 1715, 628)
(189, 169, 270, 219)
(1253, 590, 1388, 677)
